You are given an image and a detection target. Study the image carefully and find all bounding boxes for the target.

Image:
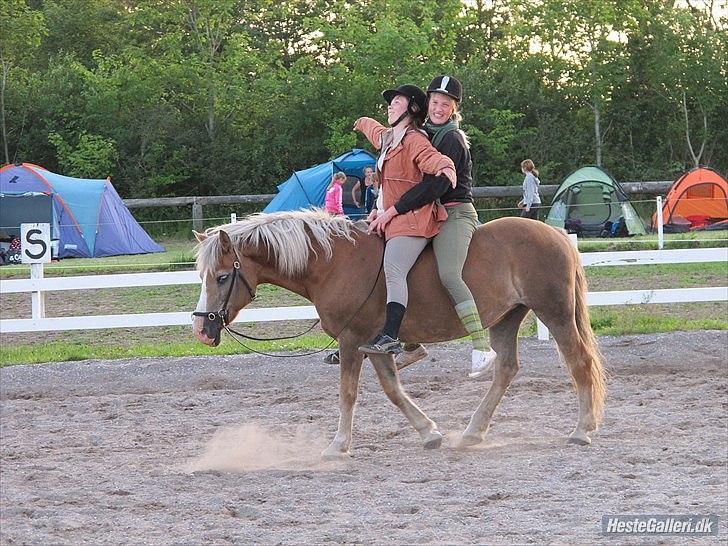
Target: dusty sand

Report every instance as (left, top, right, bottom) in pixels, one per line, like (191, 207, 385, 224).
(1, 330, 726, 545)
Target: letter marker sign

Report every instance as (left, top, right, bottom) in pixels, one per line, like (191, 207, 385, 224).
(21, 223, 51, 264)
(20, 223, 50, 319)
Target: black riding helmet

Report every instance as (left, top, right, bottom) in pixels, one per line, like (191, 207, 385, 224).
(427, 75, 463, 103)
(382, 84, 428, 125)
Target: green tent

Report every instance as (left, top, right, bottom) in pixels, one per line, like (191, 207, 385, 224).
(545, 165, 646, 236)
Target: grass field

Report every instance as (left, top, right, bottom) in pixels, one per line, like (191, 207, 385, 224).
(1, 232, 726, 366)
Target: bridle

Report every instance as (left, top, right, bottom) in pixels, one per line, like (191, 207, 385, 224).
(191, 250, 324, 348)
(192, 253, 256, 329)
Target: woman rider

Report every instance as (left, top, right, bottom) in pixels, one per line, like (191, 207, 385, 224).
(369, 75, 496, 378)
(354, 84, 456, 356)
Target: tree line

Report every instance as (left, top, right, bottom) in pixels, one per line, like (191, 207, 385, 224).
(2, 0, 726, 201)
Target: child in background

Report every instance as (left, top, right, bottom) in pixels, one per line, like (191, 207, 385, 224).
(518, 159, 541, 220)
(325, 171, 347, 215)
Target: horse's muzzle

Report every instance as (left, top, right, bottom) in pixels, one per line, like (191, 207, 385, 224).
(192, 315, 222, 346)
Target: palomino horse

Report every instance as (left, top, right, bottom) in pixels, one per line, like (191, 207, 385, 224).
(192, 209, 606, 457)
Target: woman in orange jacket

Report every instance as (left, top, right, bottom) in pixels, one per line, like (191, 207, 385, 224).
(354, 84, 456, 355)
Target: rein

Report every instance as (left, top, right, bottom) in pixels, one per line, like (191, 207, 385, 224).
(195, 236, 385, 358)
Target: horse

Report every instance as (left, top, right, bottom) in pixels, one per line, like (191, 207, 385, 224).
(192, 209, 606, 458)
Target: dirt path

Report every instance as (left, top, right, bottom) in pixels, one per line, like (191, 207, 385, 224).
(1, 331, 726, 544)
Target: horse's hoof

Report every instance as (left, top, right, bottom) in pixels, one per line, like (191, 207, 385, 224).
(567, 432, 591, 445)
(321, 447, 350, 460)
(423, 431, 443, 450)
(458, 433, 483, 447)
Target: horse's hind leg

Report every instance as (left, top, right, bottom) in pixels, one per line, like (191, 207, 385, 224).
(543, 318, 605, 446)
(461, 306, 530, 447)
(544, 321, 603, 445)
(368, 353, 444, 449)
(322, 340, 365, 459)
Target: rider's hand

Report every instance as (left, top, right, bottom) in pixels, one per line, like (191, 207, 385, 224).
(366, 209, 378, 222)
(436, 166, 457, 188)
(368, 206, 397, 235)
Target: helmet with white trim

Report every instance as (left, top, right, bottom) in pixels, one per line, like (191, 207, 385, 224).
(427, 75, 463, 103)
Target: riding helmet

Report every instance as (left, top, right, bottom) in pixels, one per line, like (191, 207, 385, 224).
(382, 84, 428, 122)
(427, 75, 463, 103)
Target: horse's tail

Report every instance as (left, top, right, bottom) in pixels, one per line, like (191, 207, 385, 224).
(572, 245, 607, 424)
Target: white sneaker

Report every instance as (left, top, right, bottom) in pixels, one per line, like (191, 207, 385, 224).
(468, 349, 497, 379)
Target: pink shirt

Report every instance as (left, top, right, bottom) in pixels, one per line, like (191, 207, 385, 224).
(325, 184, 344, 215)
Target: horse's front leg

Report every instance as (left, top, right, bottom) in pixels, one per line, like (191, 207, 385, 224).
(322, 341, 364, 459)
(461, 306, 528, 447)
(368, 353, 443, 450)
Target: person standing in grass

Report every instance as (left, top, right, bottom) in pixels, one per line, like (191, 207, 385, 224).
(518, 159, 541, 220)
(352, 166, 378, 214)
(325, 171, 346, 215)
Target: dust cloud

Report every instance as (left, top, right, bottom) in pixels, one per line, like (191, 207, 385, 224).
(185, 423, 332, 473)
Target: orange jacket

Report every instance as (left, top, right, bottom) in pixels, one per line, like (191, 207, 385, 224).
(356, 117, 454, 240)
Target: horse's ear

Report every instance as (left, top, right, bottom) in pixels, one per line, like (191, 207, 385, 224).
(193, 230, 207, 242)
(218, 229, 232, 254)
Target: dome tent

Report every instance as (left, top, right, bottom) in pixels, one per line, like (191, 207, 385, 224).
(263, 149, 376, 217)
(0, 163, 164, 258)
(545, 165, 646, 237)
(652, 166, 728, 232)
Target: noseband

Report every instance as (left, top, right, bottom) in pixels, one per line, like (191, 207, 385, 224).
(192, 258, 256, 328)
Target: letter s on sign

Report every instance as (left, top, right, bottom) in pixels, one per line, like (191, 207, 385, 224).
(21, 223, 51, 263)
(25, 229, 48, 260)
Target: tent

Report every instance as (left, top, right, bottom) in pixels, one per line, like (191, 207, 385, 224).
(652, 166, 728, 232)
(0, 163, 164, 258)
(263, 149, 377, 217)
(545, 165, 646, 236)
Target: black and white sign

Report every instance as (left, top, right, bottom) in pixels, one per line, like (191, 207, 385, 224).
(21, 223, 51, 264)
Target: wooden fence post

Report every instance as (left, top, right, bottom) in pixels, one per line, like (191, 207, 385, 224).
(192, 199, 203, 232)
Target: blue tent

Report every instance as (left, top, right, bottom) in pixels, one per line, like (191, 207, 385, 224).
(0, 163, 164, 258)
(264, 149, 377, 217)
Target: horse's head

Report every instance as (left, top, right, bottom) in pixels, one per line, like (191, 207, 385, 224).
(192, 229, 258, 346)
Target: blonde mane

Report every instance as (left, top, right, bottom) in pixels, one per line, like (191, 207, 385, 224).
(195, 209, 361, 277)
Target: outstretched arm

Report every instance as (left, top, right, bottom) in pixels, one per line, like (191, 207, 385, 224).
(354, 117, 386, 150)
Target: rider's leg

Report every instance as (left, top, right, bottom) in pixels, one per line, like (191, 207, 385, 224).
(432, 204, 496, 377)
(359, 236, 429, 355)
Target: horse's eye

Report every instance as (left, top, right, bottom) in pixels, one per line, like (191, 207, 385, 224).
(216, 274, 229, 284)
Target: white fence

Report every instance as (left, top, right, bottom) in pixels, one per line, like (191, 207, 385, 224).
(1, 248, 726, 335)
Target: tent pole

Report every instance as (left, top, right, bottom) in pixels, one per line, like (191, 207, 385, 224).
(656, 196, 664, 250)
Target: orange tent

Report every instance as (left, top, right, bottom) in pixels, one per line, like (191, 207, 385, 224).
(652, 166, 728, 232)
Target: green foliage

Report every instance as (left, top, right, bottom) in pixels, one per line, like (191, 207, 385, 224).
(324, 117, 358, 157)
(1, 0, 726, 198)
(0, 0, 47, 62)
(48, 131, 118, 178)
